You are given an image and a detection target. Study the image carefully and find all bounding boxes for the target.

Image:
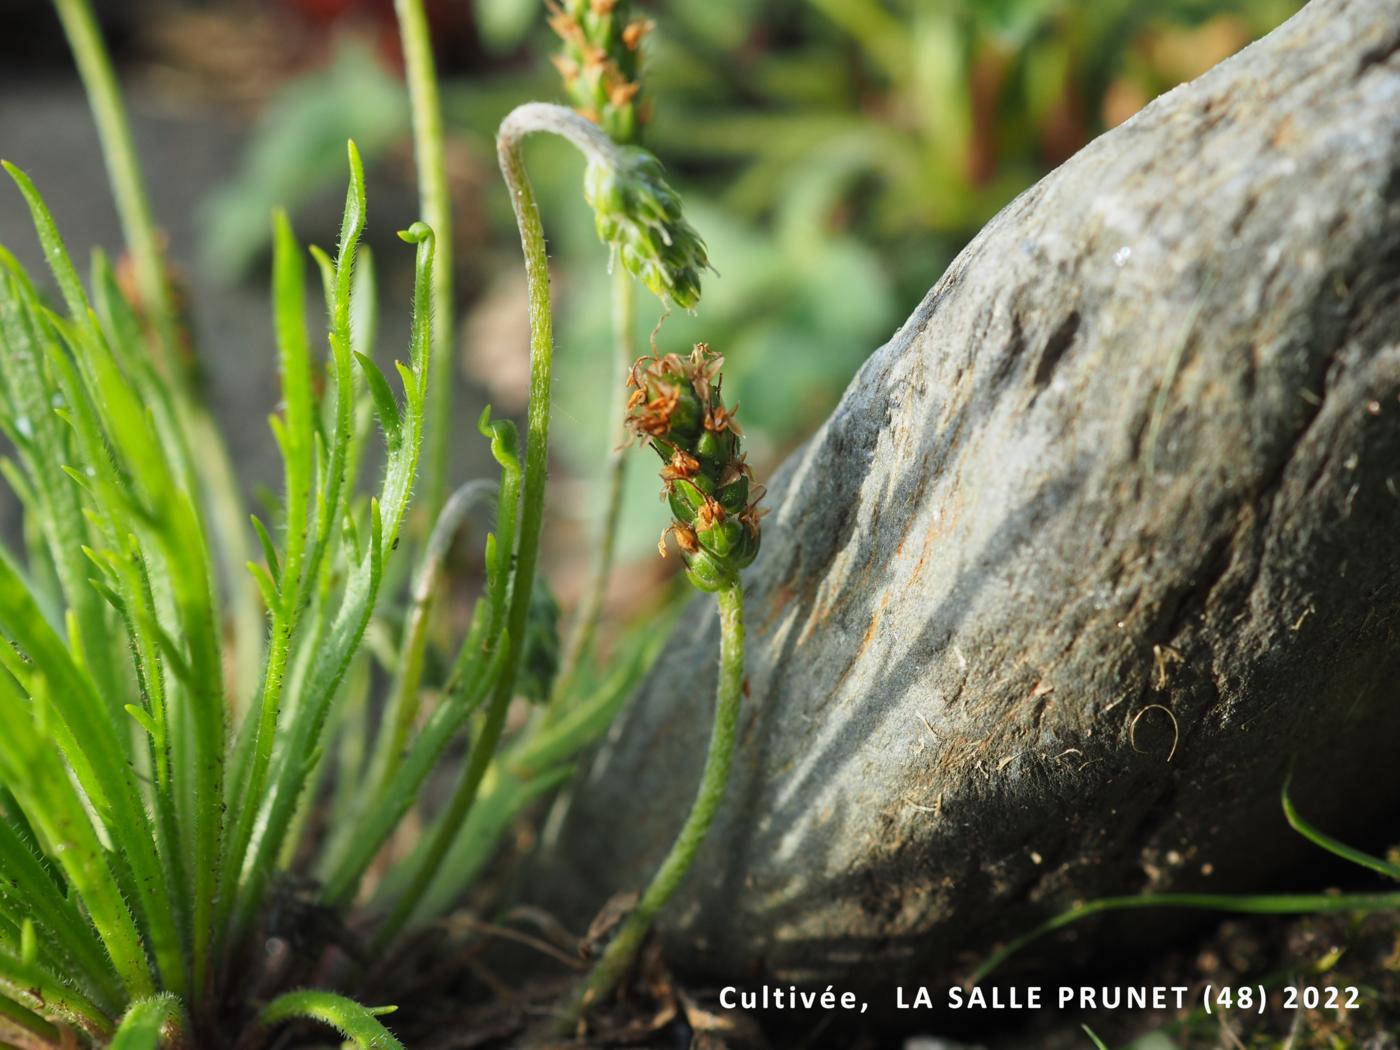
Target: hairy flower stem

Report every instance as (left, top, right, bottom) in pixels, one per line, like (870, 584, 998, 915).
(372, 105, 616, 947)
(50, 0, 174, 360)
(551, 265, 634, 706)
(557, 581, 744, 1032)
(395, 0, 454, 521)
(363, 481, 494, 808)
(51, 0, 261, 702)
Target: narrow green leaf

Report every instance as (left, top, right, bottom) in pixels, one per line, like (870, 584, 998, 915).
(0, 817, 120, 1010)
(88, 576, 123, 613)
(0, 990, 61, 1045)
(308, 244, 336, 315)
(58, 464, 93, 494)
(90, 250, 144, 370)
(123, 704, 159, 740)
(0, 670, 151, 1001)
(18, 920, 36, 968)
(333, 140, 368, 348)
(1283, 777, 1400, 881)
(248, 561, 280, 615)
(0, 460, 36, 519)
(152, 626, 193, 686)
(271, 212, 314, 596)
(2, 161, 90, 323)
(394, 359, 420, 414)
(0, 943, 113, 1039)
(110, 993, 183, 1050)
(251, 514, 281, 587)
(354, 351, 402, 447)
(259, 989, 403, 1050)
(350, 242, 378, 359)
(0, 274, 126, 725)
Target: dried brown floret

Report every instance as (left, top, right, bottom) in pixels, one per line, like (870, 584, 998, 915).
(622, 19, 654, 51)
(625, 344, 762, 591)
(659, 522, 700, 557)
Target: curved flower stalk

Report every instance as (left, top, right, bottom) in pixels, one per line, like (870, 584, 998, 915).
(371, 101, 711, 946)
(555, 344, 761, 1032)
(549, 0, 656, 708)
(501, 103, 710, 312)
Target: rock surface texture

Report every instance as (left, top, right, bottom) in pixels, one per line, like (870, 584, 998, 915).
(540, 0, 1400, 990)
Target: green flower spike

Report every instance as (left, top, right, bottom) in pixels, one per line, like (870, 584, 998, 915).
(499, 102, 711, 311)
(550, 0, 653, 145)
(558, 342, 754, 1035)
(626, 343, 764, 591)
(584, 147, 709, 309)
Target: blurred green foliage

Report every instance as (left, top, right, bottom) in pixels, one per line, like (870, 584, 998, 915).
(200, 38, 407, 280)
(202, 0, 1303, 558)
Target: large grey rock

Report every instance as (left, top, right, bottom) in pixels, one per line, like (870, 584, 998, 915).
(539, 0, 1400, 991)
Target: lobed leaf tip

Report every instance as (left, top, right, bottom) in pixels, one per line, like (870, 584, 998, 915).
(397, 220, 434, 245)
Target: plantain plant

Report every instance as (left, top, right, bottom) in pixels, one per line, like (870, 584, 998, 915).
(551, 344, 763, 1034)
(0, 0, 757, 1045)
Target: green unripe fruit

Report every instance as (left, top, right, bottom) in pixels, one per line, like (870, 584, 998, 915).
(718, 475, 749, 515)
(626, 344, 764, 592)
(668, 479, 706, 522)
(694, 429, 725, 466)
(734, 524, 761, 568)
(684, 551, 732, 593)
(697, 518, 741, 560)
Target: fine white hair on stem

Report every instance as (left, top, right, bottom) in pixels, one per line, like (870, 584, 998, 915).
(497, 102, 624, 170)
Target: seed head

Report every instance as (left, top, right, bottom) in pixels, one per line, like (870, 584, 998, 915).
(626, 344, 763, 591)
